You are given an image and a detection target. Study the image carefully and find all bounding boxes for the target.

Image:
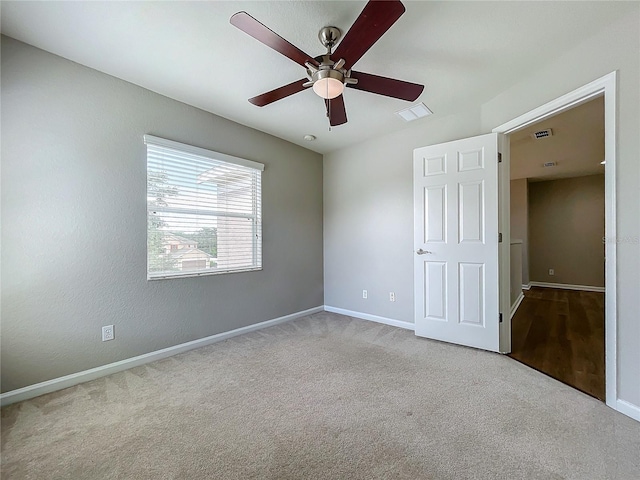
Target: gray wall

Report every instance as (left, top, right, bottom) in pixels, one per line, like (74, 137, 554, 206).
(324, 110, 481, 322)
(528, 175, 605, 287)
(1, 37, 324, 393)
(510, 179, 529, 286)
(325, 10, 639, 409)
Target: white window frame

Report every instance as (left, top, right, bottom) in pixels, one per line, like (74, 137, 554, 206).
(144, 135, 264, 280)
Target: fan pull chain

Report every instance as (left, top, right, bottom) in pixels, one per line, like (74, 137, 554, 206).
(327, 82, 330, 131)
(327, 80, 332, 132)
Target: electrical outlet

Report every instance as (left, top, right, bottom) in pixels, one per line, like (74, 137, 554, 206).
(102, 325, 114, 342)
(362, 290, 368, 299)
(549, 269, 555, 276)
(390, 292, 396, 302)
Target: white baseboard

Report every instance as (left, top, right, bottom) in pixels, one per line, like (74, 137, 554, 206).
(510, 292, 525, 319)
(616, 399, 640, 422)
(522, 283, 531, 290)
(529, 281, 605, 293)
(324, 305, 415, 331)
(0, 306, 324, 407)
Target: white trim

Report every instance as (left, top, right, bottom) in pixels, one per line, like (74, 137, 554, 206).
(498, 133, 511, 353)
(510, 292, 525, 319)
(324, 306, 415, 331)
(0, 306, 323, 407)
(602, 73, 618, 412)
(143, 134, 265, 171)
(493, 71, 617, 410)
(491, 72, 614, 135)
(522, 283, 531, 290)
(616, 400, 640, 423)
(148, 267, 262, 281)
(529, 281, 605, 293)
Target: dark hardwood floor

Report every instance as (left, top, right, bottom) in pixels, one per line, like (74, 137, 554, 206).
(509, 287, 605, 401)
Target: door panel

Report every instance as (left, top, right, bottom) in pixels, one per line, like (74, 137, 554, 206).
(414, 133, 499, 352)
(459, 181, 484, 243)
(458, 148, 484, 172)
(459, 262, 484, 326)
(425, 185, 446, 243)
(424, 261, 447, 321)
(424, 155, 447, 176)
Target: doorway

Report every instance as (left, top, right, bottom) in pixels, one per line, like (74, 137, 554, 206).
(493, 72, 617, 408)
(508, 97, 606, 401)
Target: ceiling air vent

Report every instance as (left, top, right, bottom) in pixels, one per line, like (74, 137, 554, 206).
(532, 129, 553, 139)
(396, 103, 433, 122)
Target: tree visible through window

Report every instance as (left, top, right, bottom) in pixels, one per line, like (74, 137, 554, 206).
(145, 135, 263, 279)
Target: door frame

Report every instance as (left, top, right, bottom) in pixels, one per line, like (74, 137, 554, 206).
(492, 71, 617, 408)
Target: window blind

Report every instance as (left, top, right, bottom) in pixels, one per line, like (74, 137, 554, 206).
(145, 135, 263, 279)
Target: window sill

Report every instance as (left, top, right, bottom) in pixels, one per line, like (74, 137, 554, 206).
(147, 267, 262, 281)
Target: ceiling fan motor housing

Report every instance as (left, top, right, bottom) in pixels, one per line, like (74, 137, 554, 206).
(318, 26, 341, 51)
(305, 53, 355, 99)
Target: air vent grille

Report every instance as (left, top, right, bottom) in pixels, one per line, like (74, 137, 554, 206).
(396, 103, 433, 122)
(532, 129, 553, 139)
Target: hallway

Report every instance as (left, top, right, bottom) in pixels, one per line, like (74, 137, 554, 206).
(509, 287, 605, 401)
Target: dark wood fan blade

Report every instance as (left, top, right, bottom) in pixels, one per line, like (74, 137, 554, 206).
(325, 95, 348, 126)
(249, 79, 309, 106)
(347, 71, 423, 101)
(231, 12, 319, 67)
(332, 0, 405, 70)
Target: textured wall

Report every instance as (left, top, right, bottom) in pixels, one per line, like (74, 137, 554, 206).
(528, 175, 605, 287)
(1, 37, 324, 393)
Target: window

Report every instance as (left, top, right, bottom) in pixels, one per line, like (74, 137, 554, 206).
(145, 135, 263, 279)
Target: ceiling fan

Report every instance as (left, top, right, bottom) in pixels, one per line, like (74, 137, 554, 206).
(230, 0, 424, 127)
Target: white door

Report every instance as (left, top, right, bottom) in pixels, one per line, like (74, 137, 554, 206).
(413, 133, 500, 352)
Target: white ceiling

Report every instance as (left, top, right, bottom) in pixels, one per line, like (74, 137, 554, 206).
(1, 1, 634, 154)
(511, 96, 605, 182)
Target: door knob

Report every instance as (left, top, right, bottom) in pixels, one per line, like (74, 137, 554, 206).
(416, 249, 432, 255)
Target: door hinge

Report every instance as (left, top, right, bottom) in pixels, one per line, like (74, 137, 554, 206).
(498, 152, 502, 163)
(498, 232, 503, 243)
(499, 313, 503, 323)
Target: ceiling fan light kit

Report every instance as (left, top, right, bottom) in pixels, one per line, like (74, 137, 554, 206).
(230, 0, 424, 126)
(312, 70, 345, 100)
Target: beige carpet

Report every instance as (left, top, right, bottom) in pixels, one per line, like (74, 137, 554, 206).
(2, 312, 639, 479)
